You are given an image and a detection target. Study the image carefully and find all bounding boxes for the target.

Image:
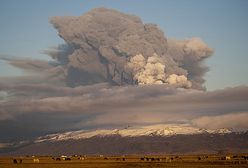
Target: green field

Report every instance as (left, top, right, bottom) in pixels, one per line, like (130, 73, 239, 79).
(1, 155, 247, 168)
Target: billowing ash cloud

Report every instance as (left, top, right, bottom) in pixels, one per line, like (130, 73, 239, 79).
(1, 8, 247, 145)
(47, 8, 213, 89)
(126, 53, 192, 87)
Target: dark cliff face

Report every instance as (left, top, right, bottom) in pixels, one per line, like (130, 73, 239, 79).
(4, 132, 248, 156)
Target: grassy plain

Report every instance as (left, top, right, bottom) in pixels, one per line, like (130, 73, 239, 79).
(0, 155, 247, 168)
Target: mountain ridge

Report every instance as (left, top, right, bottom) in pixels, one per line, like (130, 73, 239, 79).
(2, 124, 247, 156)
(35, 124, 232, 143)
(4, 132, 248, 156)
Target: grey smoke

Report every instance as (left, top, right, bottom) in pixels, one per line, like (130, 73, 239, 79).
(0, 55, 66, 85)
(0, 85, 248, 141)
(48, 8, 213, 89)
(4, 8, 246, 144)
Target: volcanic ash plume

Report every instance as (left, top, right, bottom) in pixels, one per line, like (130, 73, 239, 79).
(48, 8, 213, 89)
(126, 53, 165, 85)
(126, 53, 191, 88)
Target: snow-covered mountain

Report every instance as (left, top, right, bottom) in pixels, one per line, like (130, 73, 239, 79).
(35, 124, 231, 143)
(3, 124, 247, 156)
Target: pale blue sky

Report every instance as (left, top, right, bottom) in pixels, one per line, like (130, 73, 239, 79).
(0, 0, 248, 90)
